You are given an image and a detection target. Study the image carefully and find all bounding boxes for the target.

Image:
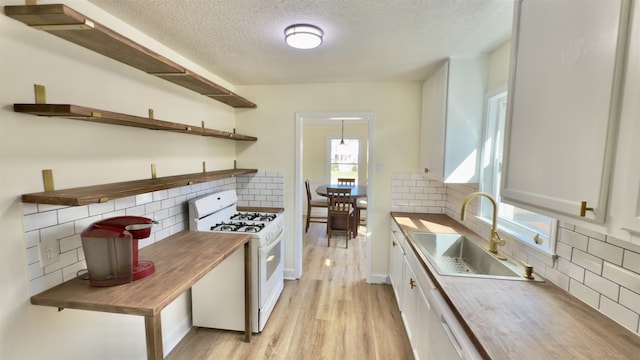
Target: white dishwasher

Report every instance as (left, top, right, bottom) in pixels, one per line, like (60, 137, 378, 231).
(427, 289, 482, 360)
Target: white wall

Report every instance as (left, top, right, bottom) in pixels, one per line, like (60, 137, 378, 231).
(0, 0, 241, 358)
(235, 83, 422, 278)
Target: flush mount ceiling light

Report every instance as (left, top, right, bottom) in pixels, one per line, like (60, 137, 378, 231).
(284, 24, 323, 49)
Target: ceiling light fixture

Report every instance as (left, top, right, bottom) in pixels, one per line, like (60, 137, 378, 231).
(284, 24, 323, 49)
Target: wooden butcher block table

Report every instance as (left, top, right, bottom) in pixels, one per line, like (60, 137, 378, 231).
(30, 231, 252, 360)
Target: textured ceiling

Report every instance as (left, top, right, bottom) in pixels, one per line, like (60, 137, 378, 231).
(88, 0, 514, 85)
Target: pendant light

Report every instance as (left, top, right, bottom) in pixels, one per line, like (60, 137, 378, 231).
(339, 120, 346, 146)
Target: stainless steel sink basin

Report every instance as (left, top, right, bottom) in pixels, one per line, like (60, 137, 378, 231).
(410, 232, 535, 280)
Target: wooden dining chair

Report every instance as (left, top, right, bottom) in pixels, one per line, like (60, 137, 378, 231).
(326, 187, 355, 248)
(337, 178, 356, 186)
(305, 180, 328, 232)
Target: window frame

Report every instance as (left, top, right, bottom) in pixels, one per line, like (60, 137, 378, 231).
(478, 87, 558, 256)
(326, 135, 364, 184)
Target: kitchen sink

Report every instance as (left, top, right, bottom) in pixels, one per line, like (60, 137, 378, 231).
(410, 232, 538, 281)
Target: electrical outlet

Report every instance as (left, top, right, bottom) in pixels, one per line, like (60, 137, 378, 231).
(38, 238, 60, 267)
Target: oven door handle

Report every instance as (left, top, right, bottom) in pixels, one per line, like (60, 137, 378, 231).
(259, 228, 284, 254)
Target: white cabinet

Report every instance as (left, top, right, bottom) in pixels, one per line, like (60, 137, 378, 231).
(389, 222, 406, 309)
(419, 56, 488, 183)
(501, 0, 631, 222)
(610, 0, 640, 244)
(402, 242, 433, 360)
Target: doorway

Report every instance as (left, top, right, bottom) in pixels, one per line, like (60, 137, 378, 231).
(294, 112, 374, 280)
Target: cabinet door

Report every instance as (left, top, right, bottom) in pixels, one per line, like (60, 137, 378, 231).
(401, 255, 418, 354)
(389, 228, 405, 308)
(419, 57, 487, 183)
(419, 61, 448, 181)
(611, 1, 640, 243)
(502, 0, 630, 222)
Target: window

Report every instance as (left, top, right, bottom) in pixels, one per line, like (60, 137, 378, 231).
(479, 89, 556, 253)
(329, 138, 360, 183)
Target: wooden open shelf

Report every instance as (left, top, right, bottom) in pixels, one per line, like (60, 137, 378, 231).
(4, 4, 256, 109)
(22, 168, 258, 206)
(13, 103, 257, 141)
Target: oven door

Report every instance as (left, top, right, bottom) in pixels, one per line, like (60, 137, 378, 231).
(258, 228, 284, 312)
(258, 229, 284, 302)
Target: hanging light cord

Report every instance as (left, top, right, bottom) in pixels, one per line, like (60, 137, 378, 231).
(340, 120, 345, 145)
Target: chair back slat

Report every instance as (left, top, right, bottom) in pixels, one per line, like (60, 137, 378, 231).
(337, 178, 356, 186)
(327, 187, 352, 213)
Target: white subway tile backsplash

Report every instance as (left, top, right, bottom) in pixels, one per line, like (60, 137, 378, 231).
(622, 250, 640, 274)
(599, 296, 640, 333)
(620, 288, 640, 313)
(88, 201, 115, 216)
(558, 257, 585, 281)
(584, 271, 619, 301)
(62, 261, 87, 282)
(30, 270, 63, 295)
(575, 226, 606, 241)
(152, 190, 169, 201)
(391, 173, 446, 214)
(114, 196, 136, 210)
(28, 262, 45, 280)
(558, 228, 589, 251)
(22, 170, 284, 296)
(23, 211, 58, 232)
(25, 246, 40, 265)
(569, 279, 600, 308)
(556, 241, 573, 260)
(57, 206, 89, 223)
(544, 266, 570, 291)
(572, 249, 603, 274)
(22, 202, 38, 215)
(602, 262, 640, 294)
(24, 230, 39, 249)
(145, 201, 162, 214)
(41, 223, 75, 243)
(588, 238, 624, 266)
(135, 192, 154, 205)
(125, 205, 146, 216)
(59, 234, 82, 253)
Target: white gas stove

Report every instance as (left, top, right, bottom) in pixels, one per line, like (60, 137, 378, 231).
(188, 190, 284, 333)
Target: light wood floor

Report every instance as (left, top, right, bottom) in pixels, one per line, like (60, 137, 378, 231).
(166, 220, 414, 359)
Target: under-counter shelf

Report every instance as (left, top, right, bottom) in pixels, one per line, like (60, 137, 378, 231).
(4, 4, 256, 109)
(22, 168, 257, 206)
(13, 103, 257, 141)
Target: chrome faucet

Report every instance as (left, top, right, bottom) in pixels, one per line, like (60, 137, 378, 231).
(460, 192, 506, 259)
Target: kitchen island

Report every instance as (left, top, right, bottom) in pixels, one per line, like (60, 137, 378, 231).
(30, 231, 252, 360)
(391, 212, 640, 359)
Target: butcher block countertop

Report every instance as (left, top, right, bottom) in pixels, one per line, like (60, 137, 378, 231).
(391, 212, 640, 360)
(30, 231, 252, 360)
(237, 206, 284, 214)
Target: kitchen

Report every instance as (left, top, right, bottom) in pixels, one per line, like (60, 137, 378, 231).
(1, 0, 640, 359)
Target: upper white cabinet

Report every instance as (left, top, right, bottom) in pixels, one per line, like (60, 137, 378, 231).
(419, 56, 488, 183)
(501, 0, 630, 223)
(610, 0, 640, 244)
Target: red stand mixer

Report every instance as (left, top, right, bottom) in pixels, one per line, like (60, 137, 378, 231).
(81, 216, 157, 286)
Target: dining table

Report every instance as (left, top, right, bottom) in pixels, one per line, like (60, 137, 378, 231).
(315, 184, 367, 236)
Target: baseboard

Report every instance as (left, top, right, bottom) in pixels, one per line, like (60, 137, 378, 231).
(284, 267, 298, 280)
(367, 274, 389, 284)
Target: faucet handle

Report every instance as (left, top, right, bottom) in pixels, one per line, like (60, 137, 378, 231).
(520, 260, 534, 280)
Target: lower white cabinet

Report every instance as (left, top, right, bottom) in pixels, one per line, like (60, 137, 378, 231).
(390, 218, 481, 359)
(401, 254, 431, 360)
(389, 222, 406, 309)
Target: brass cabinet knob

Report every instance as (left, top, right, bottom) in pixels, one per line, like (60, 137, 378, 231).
(409, 278, 417, 289)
